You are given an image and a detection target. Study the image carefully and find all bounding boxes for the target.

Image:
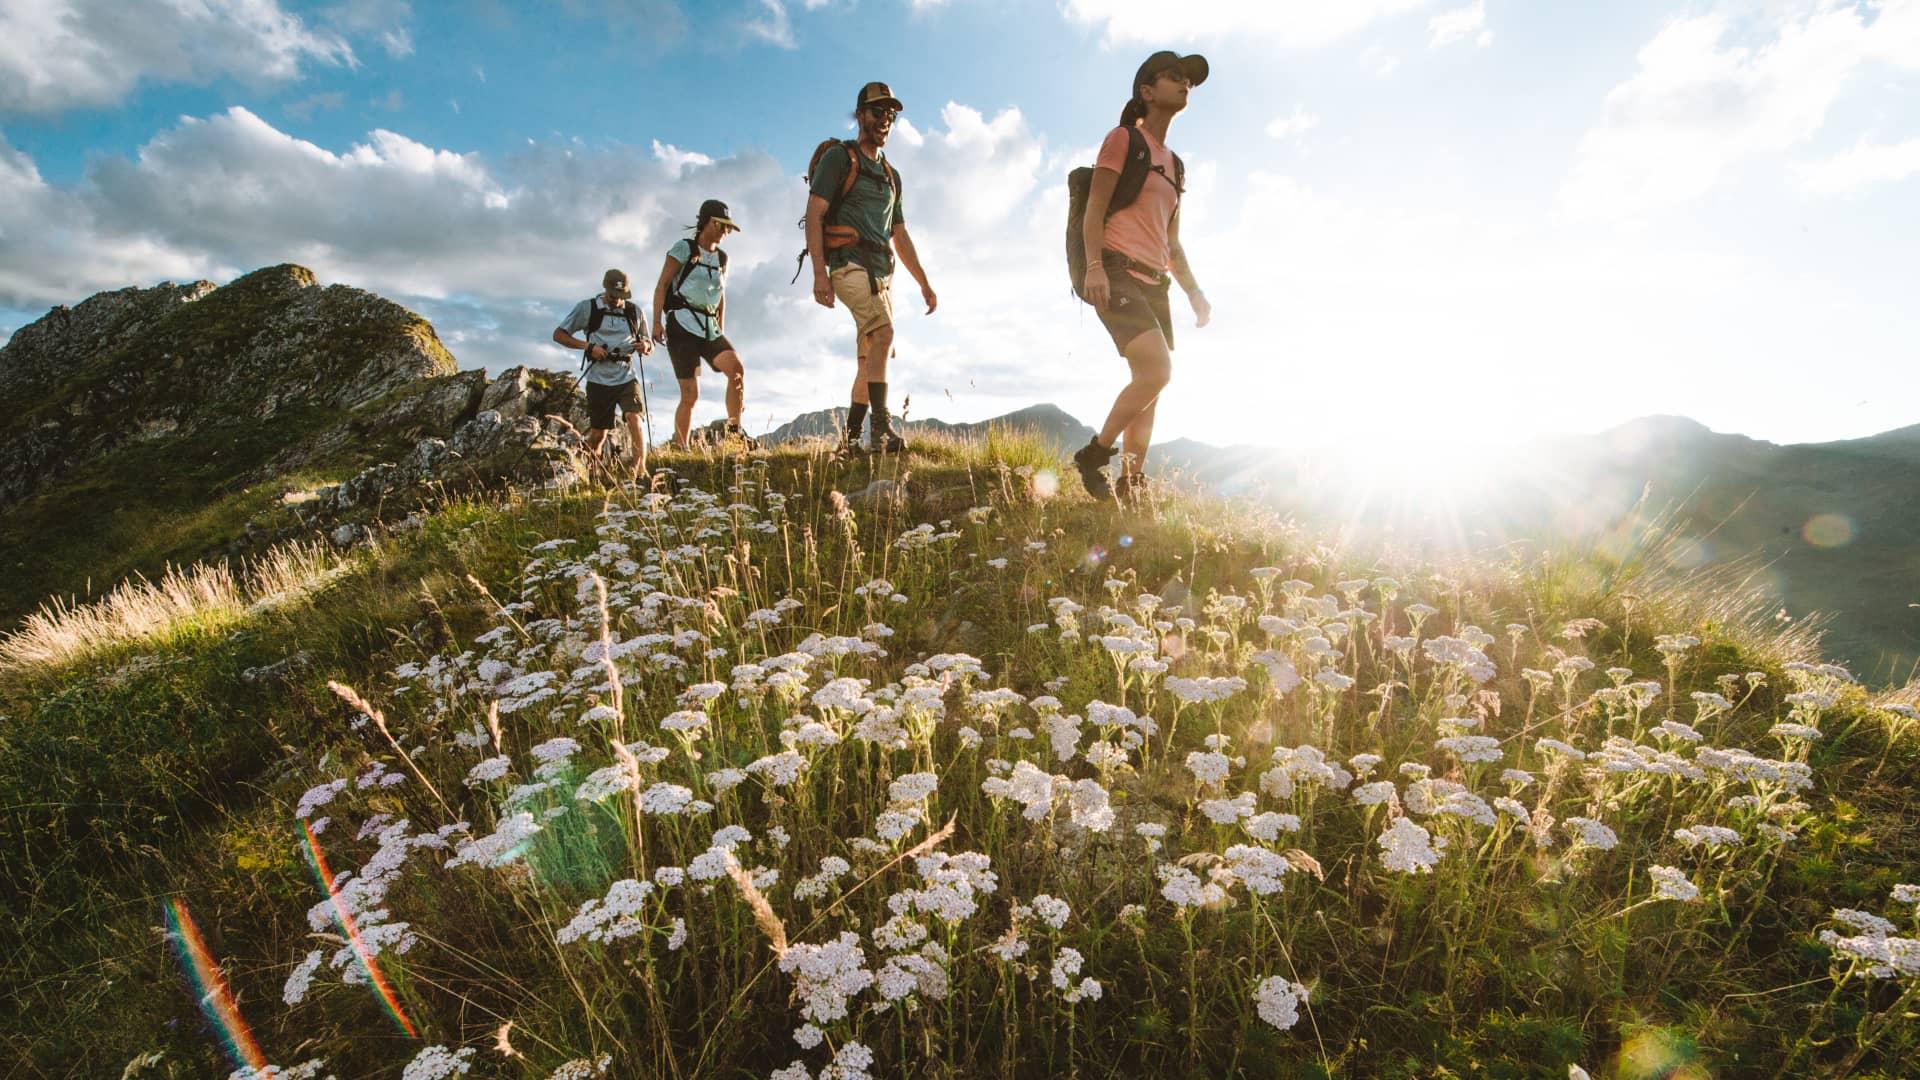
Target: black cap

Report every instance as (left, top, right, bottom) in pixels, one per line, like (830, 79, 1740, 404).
(856, 81, 904, 112)
(697, 198, 739, 231)
(1132, 51, 1209, 95)
(602, 268, 630, 298)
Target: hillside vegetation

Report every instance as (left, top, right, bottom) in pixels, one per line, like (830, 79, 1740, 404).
(2, 433, 1916, 1079)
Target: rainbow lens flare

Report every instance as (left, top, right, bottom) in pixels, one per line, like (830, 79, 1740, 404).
(163, 896, 268, 1073)
(300, 820, 419, 1038)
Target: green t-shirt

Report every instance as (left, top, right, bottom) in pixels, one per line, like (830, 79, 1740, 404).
(809, 142, 904, 281)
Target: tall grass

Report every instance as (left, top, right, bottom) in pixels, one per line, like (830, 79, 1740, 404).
(0, 540, 343, 674)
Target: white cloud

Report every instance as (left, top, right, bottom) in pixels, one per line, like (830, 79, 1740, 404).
(0, 103, 1079, 432)
(743, 0, 797, 48)
(1793, 135, 1920, 194)
(321, 0, 415, 58)
(1265, 105, 1320, 140)
(0, 0, 355, 114)
(1062, 0, 1430, 49)
(1428, 1, 1490, 49)
(652, 140, 715, 176)
(1559, 3, 1920, 221)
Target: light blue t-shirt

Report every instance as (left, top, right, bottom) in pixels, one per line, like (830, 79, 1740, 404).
(667, 238, 726, 340)
(556, 296, 641, 386)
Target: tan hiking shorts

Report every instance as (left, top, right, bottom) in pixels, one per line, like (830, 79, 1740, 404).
(830, 264, 894, 340)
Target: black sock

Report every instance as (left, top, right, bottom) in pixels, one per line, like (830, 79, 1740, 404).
(846, 401, 869, 438)
(867, 382, 889, 431)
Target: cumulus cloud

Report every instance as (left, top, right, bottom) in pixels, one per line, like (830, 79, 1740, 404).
(1062, 0, 1430, 49)
(0, 102, 1091, 431)
(1559, 2, 1920, 220)
(0, 0, 355, 115)
(1793, 135, 1920, 194)
(1428, 1, 1490, 49)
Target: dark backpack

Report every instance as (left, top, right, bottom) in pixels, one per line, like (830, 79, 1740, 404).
(582, 297, 641, 367)
(790, 139, 901, 283)
(665, 240, 729, 323)
(1065, 126, 1185, 300)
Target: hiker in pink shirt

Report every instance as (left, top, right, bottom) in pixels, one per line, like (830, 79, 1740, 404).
(1072, 51, 1212, 506)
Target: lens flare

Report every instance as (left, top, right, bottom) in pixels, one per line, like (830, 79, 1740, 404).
(1118, 535, 1134, 548)
(163, 896, 268, 1073)
(1031, 469, 1060, 500)
(1802, 513, 1855, 548)
(300, 820, 419, 1037)
(1086, 545, 1108, 565)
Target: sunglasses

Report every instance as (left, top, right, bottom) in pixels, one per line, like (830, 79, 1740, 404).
(863, 105, 900, 121)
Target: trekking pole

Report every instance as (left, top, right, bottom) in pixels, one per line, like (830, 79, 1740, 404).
(637, 350, 655, 453)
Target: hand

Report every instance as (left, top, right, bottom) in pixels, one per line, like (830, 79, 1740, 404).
(587, 343, 607, 362)
(813, 271, 835, 309)
(1083, 266, 1110, 311)
(921, 283, 938, 315)
(652, 320, 667, 345)
(1191, 290, 1212, 329)
(637, 335, 654, 356)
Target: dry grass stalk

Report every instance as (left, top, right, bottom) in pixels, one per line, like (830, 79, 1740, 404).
(726, 856, 790, 957)
(328, 679, 455, 820)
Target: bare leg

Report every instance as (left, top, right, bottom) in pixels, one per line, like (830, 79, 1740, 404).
(864, 325, 894, 384)
(674, 377, 699, 449)
(1121, 396, 1158, 478)
(1096, 328, 1172, 451)
(712, 352, 745, 426)
(582, 428, 609, 480)
(624, 412, 647, 481)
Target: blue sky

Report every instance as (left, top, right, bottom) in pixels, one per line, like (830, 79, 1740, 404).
(2, 0, 1917, 449)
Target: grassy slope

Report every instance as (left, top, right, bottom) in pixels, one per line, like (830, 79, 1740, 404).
(0, 435, 1915, 1078)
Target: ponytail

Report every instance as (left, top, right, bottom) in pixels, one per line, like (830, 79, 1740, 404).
(1118, 97, 1147, 128)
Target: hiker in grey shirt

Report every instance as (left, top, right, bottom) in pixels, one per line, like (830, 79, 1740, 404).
(552, 268, 654, 483)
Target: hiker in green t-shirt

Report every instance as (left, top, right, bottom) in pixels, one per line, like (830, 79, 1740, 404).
(805, 81, 938, 455)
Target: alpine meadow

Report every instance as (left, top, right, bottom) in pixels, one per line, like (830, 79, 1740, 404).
(4, 1, 1920, 1078)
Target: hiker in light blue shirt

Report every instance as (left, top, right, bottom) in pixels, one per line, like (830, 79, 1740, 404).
(650, 199, 753, 450)
(552, 268, 654, 482)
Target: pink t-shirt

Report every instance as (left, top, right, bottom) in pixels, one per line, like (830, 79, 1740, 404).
(1095, 125, 1180, 283)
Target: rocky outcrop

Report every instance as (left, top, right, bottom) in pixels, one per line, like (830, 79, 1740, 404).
(0, 264, 456, 509)
(300, 410, 588, 526)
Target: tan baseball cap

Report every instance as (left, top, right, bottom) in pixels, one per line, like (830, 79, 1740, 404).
(856, 81, 903, 112)
(602, 268, 631, 298)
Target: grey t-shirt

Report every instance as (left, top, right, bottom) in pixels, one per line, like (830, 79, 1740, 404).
(556, 296, 642, 386)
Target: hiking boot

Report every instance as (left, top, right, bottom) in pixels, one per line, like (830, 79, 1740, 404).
(872, 429, 906, 455)
(1072, 438, 1117, 501)
(836, 431, 869, 459)
(725, 423, 759, 451)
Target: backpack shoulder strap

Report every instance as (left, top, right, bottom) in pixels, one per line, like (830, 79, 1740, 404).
(1171, 150, 1186, 197)
(672, 239, 701, 294)
(621, 301, 639, 335)
(585, 296, 603, 336)
(1108, 126, 1153, 214)
(840, 141, 860, 198)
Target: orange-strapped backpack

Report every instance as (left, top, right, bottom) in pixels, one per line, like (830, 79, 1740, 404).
(790, 138, 900, 283)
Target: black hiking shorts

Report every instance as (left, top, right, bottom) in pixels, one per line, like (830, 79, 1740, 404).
(586, 378, 643, 430)
(1095, 269, 1174, 356)
(665, 321, 738, 381)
